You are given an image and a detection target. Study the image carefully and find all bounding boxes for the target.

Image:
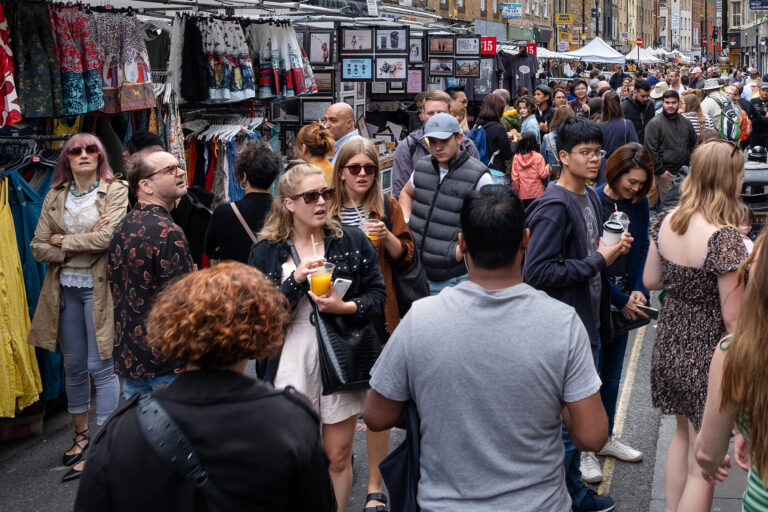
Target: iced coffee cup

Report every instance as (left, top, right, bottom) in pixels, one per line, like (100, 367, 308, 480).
(603, 220, 624, 247)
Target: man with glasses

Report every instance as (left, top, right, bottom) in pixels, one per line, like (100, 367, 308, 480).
(524, 116, 630, 512)
(108, 148, 196, 398)
(644, 89, 697, 201)
(398, 113, 491, 294)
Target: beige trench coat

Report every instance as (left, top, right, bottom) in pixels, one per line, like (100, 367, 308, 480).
(28, 179, 129, 360)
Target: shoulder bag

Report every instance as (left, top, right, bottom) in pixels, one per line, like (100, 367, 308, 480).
(231, 203, 258, 243)
(545, 134, 562, 180)
(290, 245, 381, 395)
(382, 196, 430, 317)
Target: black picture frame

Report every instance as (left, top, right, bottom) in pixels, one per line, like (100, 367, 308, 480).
(313, 71, 334, 95)
(408, 38, 424, 63)
(455, 36, 481, 56)
(308, 31, 335, 65)
(388, 81, 405, 92)
(270, 99, 300, 122)
(375, 28, 409, 52)
(341, 56, 374, 81)
(407, 68, 423, 94)
(455, 58, 480, 78)
(428, 57, 454, 77)
(428, 35, 455, 55)
(340, 28, 374, 53)
(375, 56, 408, 81)
(301, 99, 332, 123)
(356, 104, 366, 120)
(475, 58, 495, 95)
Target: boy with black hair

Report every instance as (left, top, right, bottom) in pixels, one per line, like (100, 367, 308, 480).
(524, 116, 631, 512)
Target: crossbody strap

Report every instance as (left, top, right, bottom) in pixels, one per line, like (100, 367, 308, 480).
(230, 203, 258, 244)
(136, 395, 246, 512)
(545, 134, 560, 164)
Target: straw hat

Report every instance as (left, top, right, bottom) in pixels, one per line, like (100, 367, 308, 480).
(702, 78, 721, 91)
(650, 81, 669, 99)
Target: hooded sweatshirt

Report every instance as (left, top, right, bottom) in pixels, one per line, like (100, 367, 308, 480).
(511, 152, 549, 199)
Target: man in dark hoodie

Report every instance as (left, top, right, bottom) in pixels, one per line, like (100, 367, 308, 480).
(621, 79, 655, 144)
(524, 116, 631, 512)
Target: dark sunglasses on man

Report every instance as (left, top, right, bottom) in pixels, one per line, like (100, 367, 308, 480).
(343, 164, 378, 176)
(289, 187, 336, 204)
(67, 145, 99, 157)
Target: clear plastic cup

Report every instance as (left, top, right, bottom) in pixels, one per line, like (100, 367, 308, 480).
(309, 262, 335, 296)
(608, 211, 630, 233)
(358, 218, 384, 243)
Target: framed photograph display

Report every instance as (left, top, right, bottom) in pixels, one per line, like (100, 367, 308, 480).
(409, 38, 423, 63)
(455, 36, 481, 56)
(371, 82, 387, 94)
(429, 57, 454, 77)
(270, 100, 300, 122)
(376, 28, 408, 52)
(342, 81, 356, 93)
(407, 68, 423, 94)
(455, 58, 480, 78)
(308, 31, 334, 65)
(341, 57, 373, 81)
(388, 81, 404, 92)
(340, 28, 373, 53)
(428, 36, 454, 55)
(356, 82, 366, 100)
(356, 104, 365, 120)
(302, 99, 332, 123)
(375, 56, 408, 81)
(475, 58, 495, 95)
(313, 71, 334, 94)
(342, 95, 354, 107)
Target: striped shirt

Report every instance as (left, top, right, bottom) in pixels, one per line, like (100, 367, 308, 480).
(681, 112, 715, 137)
(340, 205, 365, 227)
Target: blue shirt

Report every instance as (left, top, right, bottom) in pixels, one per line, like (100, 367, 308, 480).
(331, 129, 364, 164)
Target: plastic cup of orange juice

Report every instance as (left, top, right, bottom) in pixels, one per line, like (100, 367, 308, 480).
(310, 262, 335, 296)
(359, 218, 383, 244)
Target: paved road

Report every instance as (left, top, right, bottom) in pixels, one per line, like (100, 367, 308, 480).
(0, 302, 745, 511)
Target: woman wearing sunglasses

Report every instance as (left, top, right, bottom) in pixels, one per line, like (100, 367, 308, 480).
(329, 139, 415, 512)
(248, 164, 386, 512)
(28, 133, 129, 481)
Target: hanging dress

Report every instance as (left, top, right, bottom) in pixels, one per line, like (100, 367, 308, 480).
(198, 17, 255, 103)
(245, 23, 311, 99)
(0, 3, 21, 127)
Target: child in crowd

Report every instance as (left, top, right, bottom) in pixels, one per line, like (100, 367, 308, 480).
(511, 132, 549, 208)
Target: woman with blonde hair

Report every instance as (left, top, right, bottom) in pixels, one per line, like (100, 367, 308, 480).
(248, 164, 386, 512)
(294, 121, 336, 183)
(329, 138, 415, 512)
(643, 141, 748, 512)
(695, 229, 768, 510)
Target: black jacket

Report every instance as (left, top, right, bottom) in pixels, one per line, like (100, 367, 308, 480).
(644, 113, 697, 176)
(75, 370, 335, 512)
(750, 97, 768, 147)
(475, 119, 514, 172)
(609, 71, 630, 90)
(622, 96, 656, 144)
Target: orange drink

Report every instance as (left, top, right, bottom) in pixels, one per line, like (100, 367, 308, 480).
(310, 263, 334, 295)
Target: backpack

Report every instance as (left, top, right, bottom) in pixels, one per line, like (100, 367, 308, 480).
(737, 104, 753, 142)
(466, 121, 501, 165)
(712, 96, 742, 142)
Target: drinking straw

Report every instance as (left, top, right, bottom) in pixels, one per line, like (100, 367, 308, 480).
(311, 234, 317, 258)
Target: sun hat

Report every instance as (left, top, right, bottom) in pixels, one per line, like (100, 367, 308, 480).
(650, 81, 669, 99)
(702, 78, 721, 91)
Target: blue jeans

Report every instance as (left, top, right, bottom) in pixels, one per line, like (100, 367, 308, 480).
(598, 331, 630, 435)
(427, 274, 467, 295)
(122, 373, 177, 399)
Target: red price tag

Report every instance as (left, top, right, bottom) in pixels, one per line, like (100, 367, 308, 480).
(481, 37, 497, 55)
(32, 155, 40, 163)
(526, 43, 537, 56)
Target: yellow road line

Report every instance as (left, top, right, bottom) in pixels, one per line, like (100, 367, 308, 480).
(598, 324, 647, 495)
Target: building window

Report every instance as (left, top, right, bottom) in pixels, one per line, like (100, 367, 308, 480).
(731, 2, 741, 28)
(534, 0, 539, 16)
(493, 0, 497, 14)
(481, 0, 486, 12)
(544, 0, 548, 17)
(525, 0, 530, 14)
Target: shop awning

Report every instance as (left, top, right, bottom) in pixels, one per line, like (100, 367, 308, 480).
(561, 37, 626, 64)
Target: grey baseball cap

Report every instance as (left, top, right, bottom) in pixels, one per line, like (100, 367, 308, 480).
(761, 82, 768, 89)
(422, 113, 461, 140)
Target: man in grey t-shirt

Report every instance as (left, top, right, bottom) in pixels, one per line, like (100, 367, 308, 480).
(365, 186, 608, 512)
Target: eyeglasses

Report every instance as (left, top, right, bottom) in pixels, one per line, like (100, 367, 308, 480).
(289, 187, 335, 204)
(571, 149, 607, 160)
(343, 164, 378, 176)
(144, 164, 184, 180)
(67, 145, 99, 157)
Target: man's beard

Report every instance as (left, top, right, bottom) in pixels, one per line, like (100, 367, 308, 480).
(662, 109, 678, 119)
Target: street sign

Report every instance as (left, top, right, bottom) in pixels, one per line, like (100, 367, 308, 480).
(480, 37, 497, 55)
(636, 37, 642, 46)
(555, 13, 573, 24)
(500, 3, 522, 18)
(750, 0, 768, 10)
(620, 31, 629, 41)
(703, 36, 708, 44)
(581, 34, 587, 40)
(557, 40, 569, 51)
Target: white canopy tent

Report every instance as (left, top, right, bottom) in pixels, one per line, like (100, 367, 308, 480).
(561, 37, 626, 64)
(625, 45, 663, 63)
(497, 45, 578, 60)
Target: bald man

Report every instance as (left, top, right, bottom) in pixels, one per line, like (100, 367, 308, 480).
(324, 103, 364, 164)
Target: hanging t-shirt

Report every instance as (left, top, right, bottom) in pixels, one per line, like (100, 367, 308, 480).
(501, 51, 538, 99)
(464, 54, 505, 102)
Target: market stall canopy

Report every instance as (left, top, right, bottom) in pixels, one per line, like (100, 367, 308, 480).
(561, 37, 625, 64)
(625, 45, 663, 63)
(536, 46, 578, 60)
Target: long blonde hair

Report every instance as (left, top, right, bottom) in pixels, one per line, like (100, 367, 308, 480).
(257, 164, 342, 244)
(670, 141, 744, 234)
(328, 139, 385, 219)
(722, 230, 768, 484)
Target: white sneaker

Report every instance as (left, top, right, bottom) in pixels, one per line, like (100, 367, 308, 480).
(598, 437, 643, 462)
(580, 451, 603, 484)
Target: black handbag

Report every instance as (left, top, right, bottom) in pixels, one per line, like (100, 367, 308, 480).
(383, 196, 430, 317)
(290, 245, 382, 395)
(379, 401, 421, 512)
(610, 305, 650, 336)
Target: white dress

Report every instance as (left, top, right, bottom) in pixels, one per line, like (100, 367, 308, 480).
(273, 260, 365, 425)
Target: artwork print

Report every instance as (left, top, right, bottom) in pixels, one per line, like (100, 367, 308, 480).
(475, 58, 495, 95)
(342, 58, 373, 80)
(429, 57, 454, 77)
(409, 39, 423, 62)
(342, 29, 373, 52)
(455, 37, 481, 55)
(376, 29, 407, 51)
(376, 57, 407, 80)
(429, 36, 454, 55)
(455, 58, 480, 78)
(309, 32, 333, 64)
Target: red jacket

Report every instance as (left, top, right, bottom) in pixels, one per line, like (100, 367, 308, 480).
(511, 152, 549, 199)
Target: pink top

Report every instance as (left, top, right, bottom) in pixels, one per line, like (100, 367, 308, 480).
(511, 152, 549, 200)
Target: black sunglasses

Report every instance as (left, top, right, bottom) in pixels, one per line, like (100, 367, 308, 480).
(67, 144, 99, 157)
(289, 187, 335, 203)
(343, 164, 378, 176)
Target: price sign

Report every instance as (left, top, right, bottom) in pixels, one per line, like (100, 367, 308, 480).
(526, 43, 537, 56)
(481, 37, 497, 55)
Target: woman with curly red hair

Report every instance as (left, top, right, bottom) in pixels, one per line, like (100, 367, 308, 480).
(74, 262, 335, 511)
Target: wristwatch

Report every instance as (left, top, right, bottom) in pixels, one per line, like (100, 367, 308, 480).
(59, 235, 65, 246)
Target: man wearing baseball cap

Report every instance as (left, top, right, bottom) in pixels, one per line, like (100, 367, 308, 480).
(689, 67, 705, 90)
(399, 113, 492, 294)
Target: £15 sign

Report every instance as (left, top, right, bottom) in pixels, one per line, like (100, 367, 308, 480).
(481, 37, 497, 55)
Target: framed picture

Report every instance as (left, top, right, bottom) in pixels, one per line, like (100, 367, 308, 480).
(284, 127, 298, 158)
(427, 76, 444, 91)
(342, 95, 354, 107)
(375, 56, 408, 81)
(409, 38, 423, 63)
(340, 28, 373, 53)
(455, 36, 481, 55)
(445, 77, 466, 88)
(357, 115, 370, 138)
(455, 58, 480, 78)
(302, 99, 332, 123)
(371, 82, 387, 94)
(270, 99, 300, 122)
(342, 81, 356, 93)
(376, 28, 408, 52)
(341, 57, 373, 81)
(356, 104, 365, 121)
(429, 57, 454, 77)
(356, 81, 366, 100)
(407, 68, 423, 94)
(388, 81, 404, 92)
(313, 71, 334, 94)
(475, 58, 495, 95)
(308, 31, 334, 65)
(429, 36, 454, 55)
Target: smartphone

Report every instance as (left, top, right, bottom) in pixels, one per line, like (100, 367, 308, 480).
(333, 278, 352, 299)
(636, 304, 659, 319)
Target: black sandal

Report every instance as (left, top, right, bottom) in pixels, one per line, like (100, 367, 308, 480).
(364, 492, 388, 512)
(62, 428, 89, 466)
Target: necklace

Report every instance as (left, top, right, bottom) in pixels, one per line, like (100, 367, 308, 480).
(70, 180, 99, 197)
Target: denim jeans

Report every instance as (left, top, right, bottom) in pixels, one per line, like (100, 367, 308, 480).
(122, 373, 177, 399)
(598, 331, 630, 435)
(427, 274, 467, 295)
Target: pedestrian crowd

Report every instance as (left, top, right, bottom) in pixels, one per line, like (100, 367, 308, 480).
(24, 63, 768, 512)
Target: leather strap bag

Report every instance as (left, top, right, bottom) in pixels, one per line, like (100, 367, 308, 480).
(230, 203, 257, 243)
